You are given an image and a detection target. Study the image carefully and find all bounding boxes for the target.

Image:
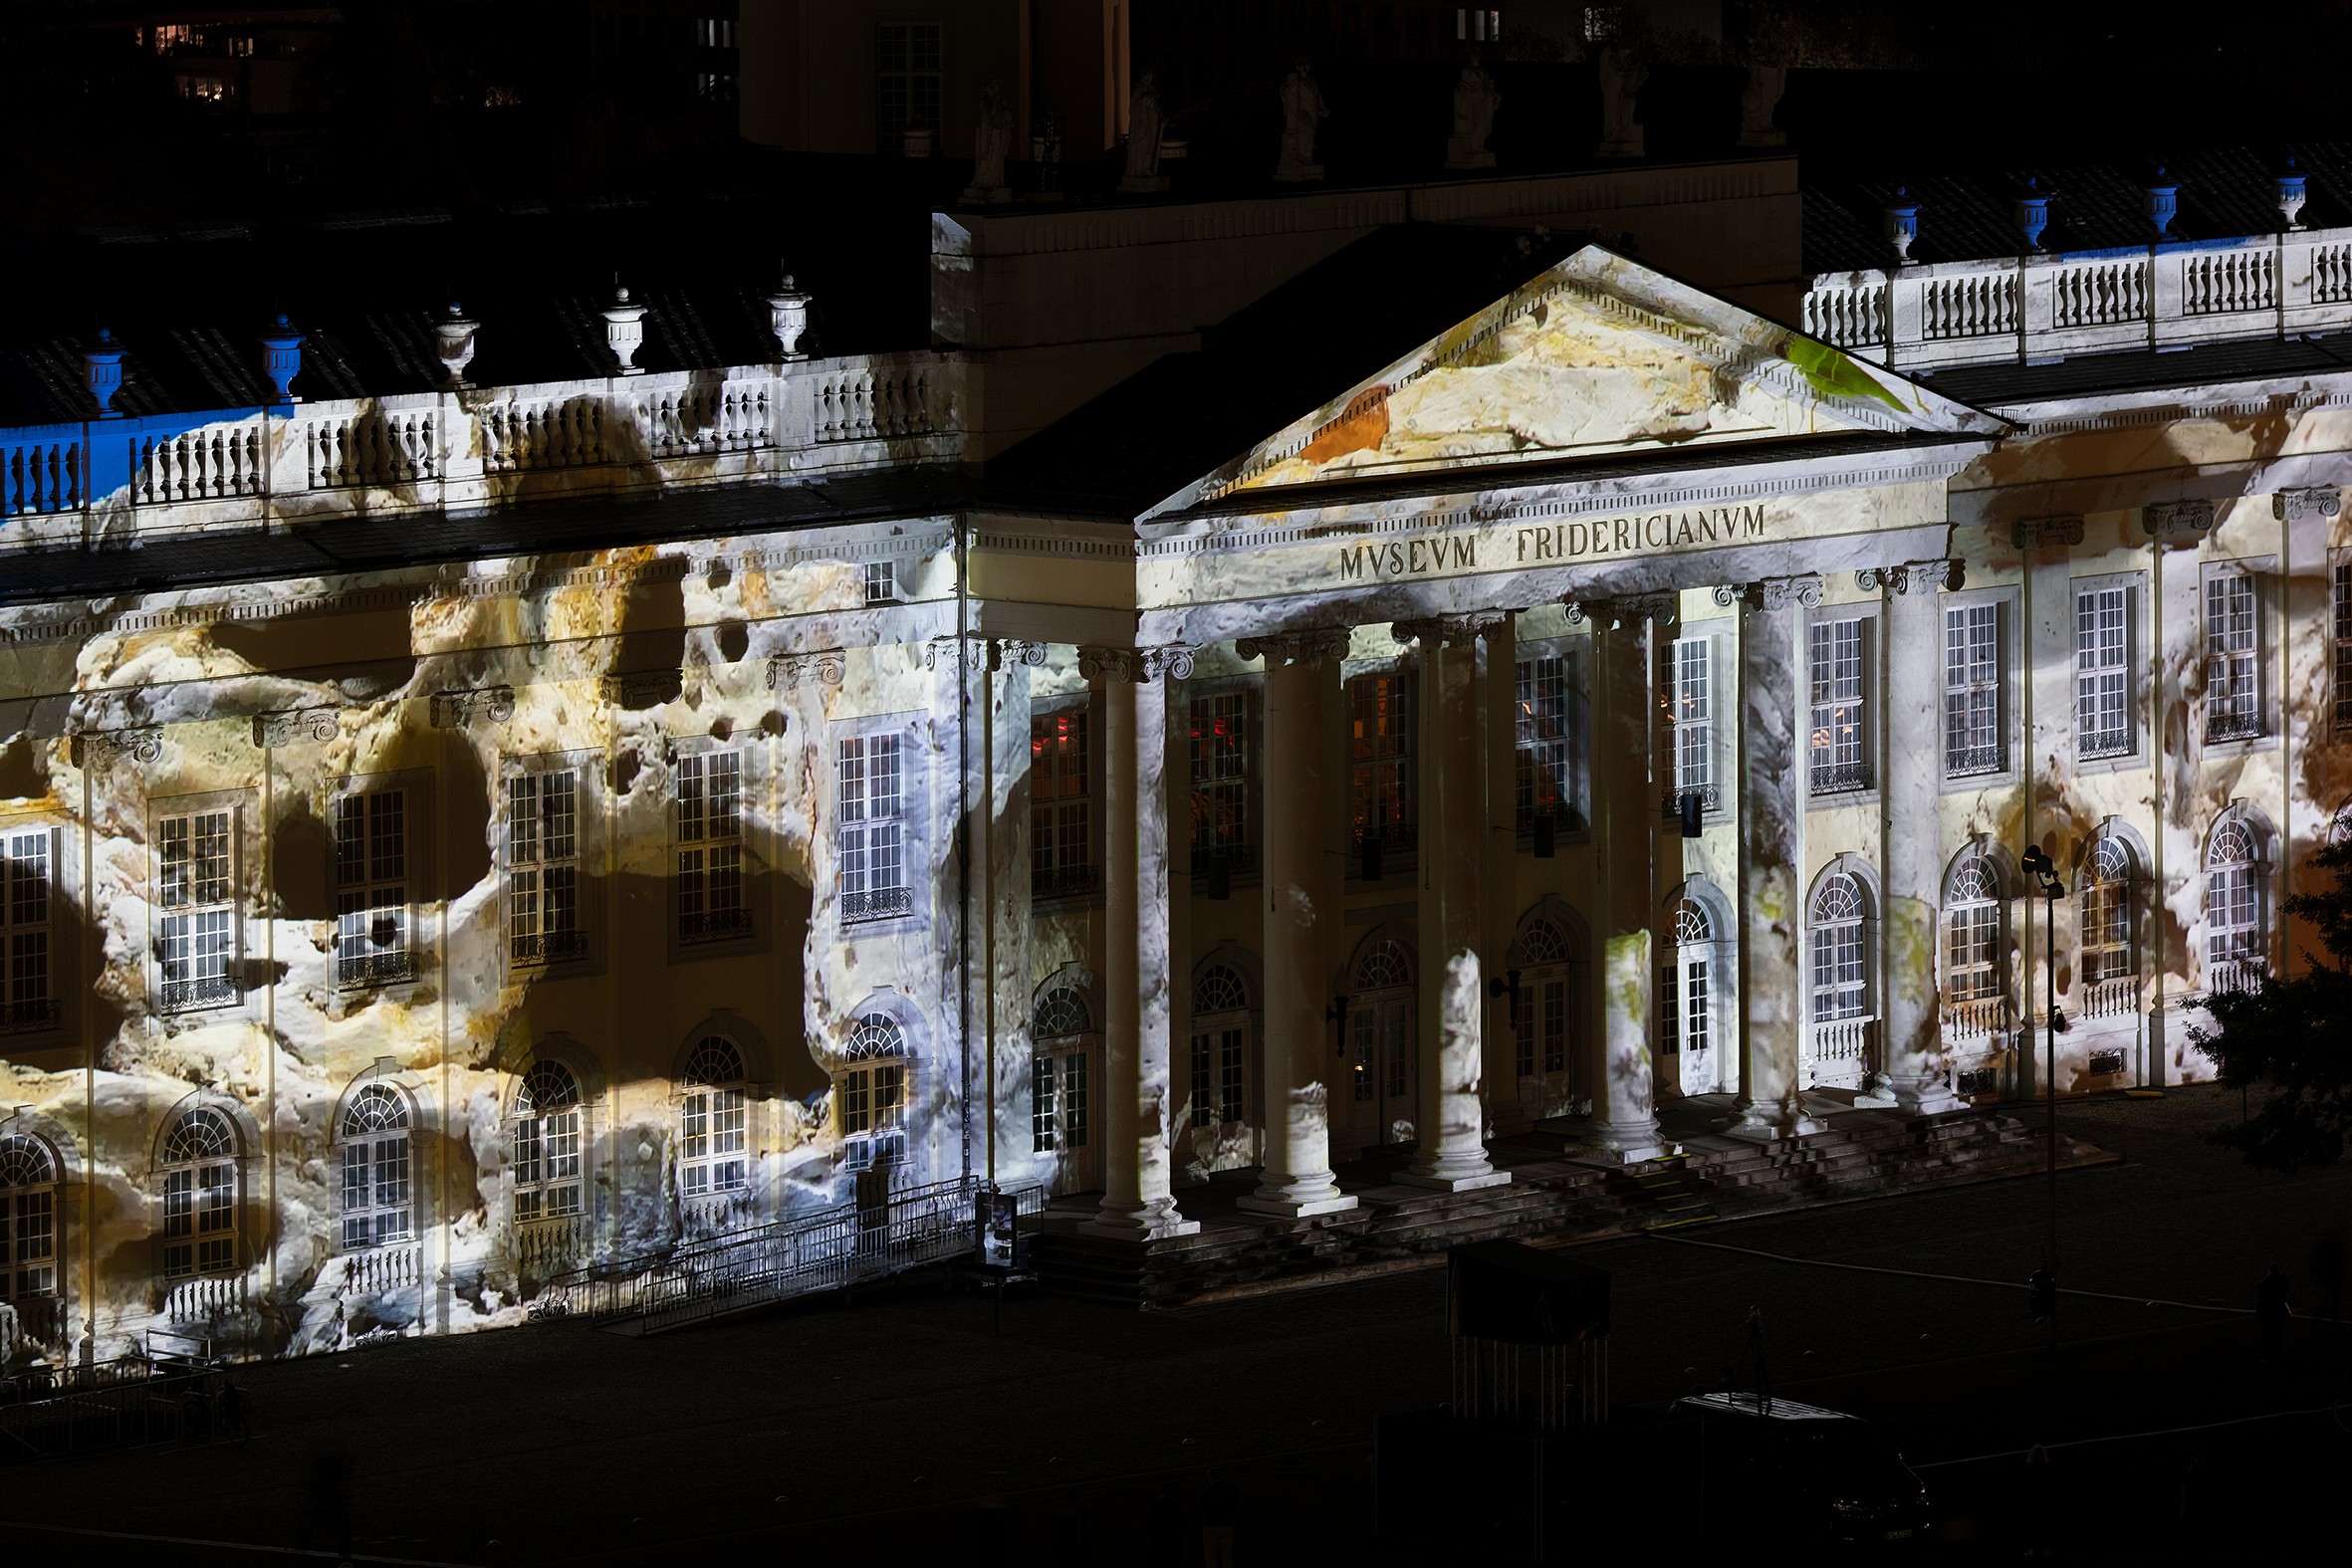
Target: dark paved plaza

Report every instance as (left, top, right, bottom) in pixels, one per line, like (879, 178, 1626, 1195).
(13, 1083, 2350, 1565)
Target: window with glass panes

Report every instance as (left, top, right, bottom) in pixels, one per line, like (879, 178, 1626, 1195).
(1808, 619, 1868, 791)
(1809, 874, 1869, 1021)
(159, 1107, 237, 1278)
(338, 1084, 412, 1250)
(839, 1013, 909, 1170)
(1944, 605, 2001, 776)
(1514, 649, 1583, 830)
(1191, 966, 1249, 1131)
(838, 736, 908, 921)
(3, 830, 52, 1030)
(2205, 571, 2262, 742)
(1190, 691, 1251, 868)
(1512, 919, 1570, 1078)
(1670, 636, 1714, 797)
(1348, 670, 1416, 852)
(2204, 820, 2263, 984)
(2074, 583, 2132, 758)
(1032, 989, 1091, 1154)
(1660, 900, 1712, 1060)
(2334, 559, 2352, 732)
(678, 1036, 749, 1197)
(677, 751, 748, 943)
(2081, 837, 2135, 985)
(874, 23, 942, 148)
(157, 809, 236, 1011)
(511, 1061, 583, 1223)
(0, 1136, 57, 1306)
(1944, 857, 2001, 1002)
(335, 790, 410, 987)
(506, 771, 582, 966)
(1031, 710, 1091, 898)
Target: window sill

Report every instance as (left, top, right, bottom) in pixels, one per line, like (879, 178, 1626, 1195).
(839, 888, 917, 925)
(2073, 747, 2146, 779)
(2200, 730, 2278, 762)
(1940, 766, 2021, 795)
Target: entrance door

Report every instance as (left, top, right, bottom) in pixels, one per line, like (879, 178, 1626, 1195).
(1667, 898, 1718, 1096)
(1348, 994, 1415, 1149)
(1032, 1042, 1099, 1196)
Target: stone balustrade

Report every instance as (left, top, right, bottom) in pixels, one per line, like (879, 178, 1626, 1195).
(163, 1271, 249, 1325)
(340, 1243, 423, 1295)
(1800, 225, 2352, 372)
(0, 350, 962, 552)
(1805, 1013, 1874, 1087)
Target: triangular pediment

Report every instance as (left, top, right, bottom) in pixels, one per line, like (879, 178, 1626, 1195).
(1152, 245, 1999, 517)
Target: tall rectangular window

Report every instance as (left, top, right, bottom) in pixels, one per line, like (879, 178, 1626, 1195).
(1670, 635, 1714, 797)
(2334, 559, 2352, 732)
(1348, 670, 1416, 853)
(1808, 619, 1868, 792)
(506, 772, 582, 966)
(1190, 691, 1251, 868)
(838, 735, 909, 922)
(2075, 583, 2132, 759)
(875, 23, 942, 148)
(1943, 604, 2001, 776)
(2205, 570, 2263, 743)
(3, 830, 52, 1030)
(1514, 976, 1566, 1077)
(157, 809, 236, 1011)
(1033, 1054, 1057, 1154)
(677, 751, 748, 943)
(335, 790, 411, 987)
(1031, 710, 1091, 898)
(1515, 649, 1584, 831)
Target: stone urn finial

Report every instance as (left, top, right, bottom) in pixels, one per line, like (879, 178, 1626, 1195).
(85, 328, 126, 419)
(1883, 185, 1922, 266)
(257, 313, 305, 407)
(2277, 155, 2308, 232)
(2145, 166, 2180, 238)
(768, 269, 812, 359)
(2013, 177, 2050, 254)
(602, 279, 647, 376)
(433, 302, 477, 389)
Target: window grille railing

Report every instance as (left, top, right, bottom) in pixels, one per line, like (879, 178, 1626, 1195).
(159, 976, 240, 1012)
(840, 886, 914, 923)
(336, 949, 417, 988)
(1955, 1066, 2001, 1098)
(510, 929, 588, 967)
(678, 907, 755, 944)
(1946, 743, 2003, 778)
(1352, 821, 1419, 854)
(1191, 841, 1259, 877)
(1810, 761, 1874, 796)
(2204, 706, 2264, 744)
(1658, 783, 1722, 818)
(1031, 863, 1101, 901)
(2, 998, 60, 1031)
(2087, 1047, 2128, 1077)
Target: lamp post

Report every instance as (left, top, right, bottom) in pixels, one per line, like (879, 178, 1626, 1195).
(2020, 845, 2068, 1349)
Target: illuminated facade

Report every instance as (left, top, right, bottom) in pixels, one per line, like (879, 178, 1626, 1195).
(2, 175, 2349, 1364)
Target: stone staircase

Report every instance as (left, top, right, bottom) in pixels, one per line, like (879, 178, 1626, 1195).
(1031, 1107, 2105, 1310)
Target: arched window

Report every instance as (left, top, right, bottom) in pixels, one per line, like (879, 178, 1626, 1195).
(1809, 874, 1870, 1022)
(339, 1085, 413, 1251)
(1662, 899, 1714, 1088)
(1, 1135, 58, 1307)
(678, 1037, 749, 1201)
(1033, 988, 1092, 1159)
(1350, 940, 1414, 1114)
(1190, 965, 1249, 1133)
(840, 1013, 909, 1172)
(2206, 818, 2265, 992)
(2080, 836, 2137, 1000)
(1513, 918, 1571, 1083)
(159, 1107, 238, 1280)
(511, 1062, 584, 1225)
(1944, 855, 2003, 1017)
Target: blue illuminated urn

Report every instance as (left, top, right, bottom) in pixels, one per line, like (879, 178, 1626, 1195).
(2012, 178, 2050, 253)
(2145, 169, 2179, 238)
(1882, 186, 1921, 265)
(84, 328, 126, 419)
(257, 314, 305, 406)
(2278, 157, 2308, 231)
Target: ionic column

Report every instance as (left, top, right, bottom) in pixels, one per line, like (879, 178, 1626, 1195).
(1577, 593, 1672, 1160)
(1236, 630, 1359, 1219)
(1076, 645, 1200, 1240)
(1725, 575, 1822, 1139)
(1873, 560, 1963, 1113)
(1394, 616, 1511, 1192)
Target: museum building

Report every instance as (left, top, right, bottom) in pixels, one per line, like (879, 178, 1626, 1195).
(1, 156, 2349, 1358)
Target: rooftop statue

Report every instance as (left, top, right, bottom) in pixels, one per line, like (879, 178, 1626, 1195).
(1121, 71, 1168, 193)
(1446, 58, 1502, 170)
(1275, 56, 1327, 182)
(1596, 45, 1646, 158)
(964, 78, 1015, 205)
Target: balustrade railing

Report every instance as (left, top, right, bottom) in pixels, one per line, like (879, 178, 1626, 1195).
(133, 424, 265, 505)
(1797, 224, 2352, 373)
(2206, 959, 2266, 998)
(306, 409, 437, 489)
(1805, 1013, 1874, 1084)
(162, 1273, 248, 1325)
(2079, 975, 2139, 1019)
(514, 1216, 588, 1273)
(1944, 995, 2008, 1039)
(339, 1243, 423, 1294)
(3, 434, 83, 516)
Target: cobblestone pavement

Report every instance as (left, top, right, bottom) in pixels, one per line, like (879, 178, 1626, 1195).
(12, 1083, 2349, 1564)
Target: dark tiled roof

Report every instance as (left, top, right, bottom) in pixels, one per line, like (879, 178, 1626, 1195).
(0, 469, 971, 608)
(1924, 332, 2352, 406)
(980, 223, 1586, 519)
(1804, 144, 2352, 274)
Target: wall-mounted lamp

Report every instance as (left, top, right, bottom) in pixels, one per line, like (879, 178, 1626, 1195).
(1487, 967, 1523, 1004)
(1326, 994, 1349, 1055)
(1532, 813, 1555, 858)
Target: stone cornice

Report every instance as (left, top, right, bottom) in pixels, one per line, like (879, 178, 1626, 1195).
(1234, 629, 1350, 667)
(427, 685, 515, 729)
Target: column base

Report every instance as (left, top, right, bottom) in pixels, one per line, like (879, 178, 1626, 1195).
(1237, 1181, 1359, 1220)
(1722, 1099, 1826, 1143)
(1076, 1199, 1201, 1242)
(1893, 1084, 1964, 1116)
(1400, 1166, 1513, 1194)
(1584, 1117, 1666, 1164)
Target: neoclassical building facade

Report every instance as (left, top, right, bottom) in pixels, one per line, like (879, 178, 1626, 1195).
(2, 188, 2348, 1363)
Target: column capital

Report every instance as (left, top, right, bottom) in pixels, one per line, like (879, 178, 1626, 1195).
(1389, 612, 1506, 649)
(428, 684, 515, 729)
(1236, 628, 1349, 666)
(68, 727, 164, 770)
(1563, 591, 1677, 627)
(2142, 499, 2215, 541)
(2008, 515, 2084, 552)
(768, 649, 847, 688)
(599, 669, 686, 709)
(1712, 574, 1821, 612)
(1857, 560, 1962, 594)
(1076, 643, 1195, 682)
(249, 704, 344, 749)
(2273, 486, 2342, 523)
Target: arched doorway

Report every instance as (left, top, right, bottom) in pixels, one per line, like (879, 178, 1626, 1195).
(1031, 981, 1099, 1198)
